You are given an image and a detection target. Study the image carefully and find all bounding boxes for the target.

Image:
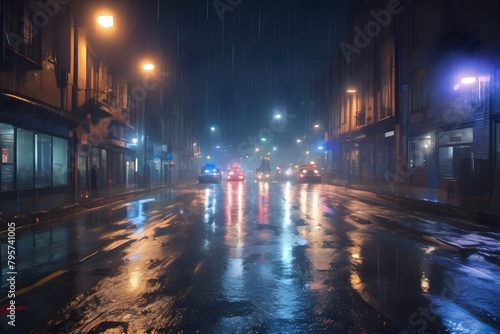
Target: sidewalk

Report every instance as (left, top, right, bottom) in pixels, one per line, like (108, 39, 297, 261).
(0, 183, 175, 230)
(326, 178, 500, 226)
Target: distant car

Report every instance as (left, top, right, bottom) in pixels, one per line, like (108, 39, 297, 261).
(227, 164, 245, 181)
(297, 163, 321, 183)
(274, 165, 296, 181)
(256, 156, 272, 182)
(199, 163, 222, 183)
(256, 170, 272, 181)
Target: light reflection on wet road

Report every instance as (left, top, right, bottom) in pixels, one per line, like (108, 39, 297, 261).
(1, 182, 500, 333)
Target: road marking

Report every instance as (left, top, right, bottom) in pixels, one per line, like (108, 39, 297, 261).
(0, 270, 68, 303)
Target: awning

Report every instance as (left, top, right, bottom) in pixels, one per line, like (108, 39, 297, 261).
(0, 92, 80, 130)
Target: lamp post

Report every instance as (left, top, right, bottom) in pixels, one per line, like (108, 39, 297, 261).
(273, 113, 282, 164)
(312, 123, 328, 172)
(72, 12, 114, 201)
(139, 61, 169, 186)
(346, 88, 356, 185)
(210, 126, 216, 157)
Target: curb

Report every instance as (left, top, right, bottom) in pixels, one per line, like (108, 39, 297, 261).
(326, 180, 499, 227)
(378, 193, 500, 226)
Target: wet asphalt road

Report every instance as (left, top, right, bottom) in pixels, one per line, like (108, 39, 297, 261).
(1, 181, 500, 333)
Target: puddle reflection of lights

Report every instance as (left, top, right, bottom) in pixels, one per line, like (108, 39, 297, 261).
(129, 270, 141, 291)
(350, 272, 365, 291)
(128, 254, 141, 261)
(312, 191, 320, 222)
(425, 246, 436, 254)
(204, 188, 217, 223)
(351, 253, 361, 261)
(281, 182, 293, 268)
(421, 274, 430, 293)
(428, 296, 498, 333)
(128, 198, 155, 230)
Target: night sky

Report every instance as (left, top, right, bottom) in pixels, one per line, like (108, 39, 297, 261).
(139, 0, 346, 159)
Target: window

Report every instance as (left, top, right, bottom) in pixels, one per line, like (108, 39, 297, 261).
(16, 129, 34, 189)
(35, 133, 52, 188)
(408, 134, 432, 167)
(1, 124, 15, 190)
(443, 0, 464, 27)
(438, 146, 453, 178)
(4, 0, 42, 64)
(412, 1, 423, 46)
(52, 137, 69, 186)
(438, 128, 473, 179)
(496, 122, 500, 170)
(410, 69, 427, 113)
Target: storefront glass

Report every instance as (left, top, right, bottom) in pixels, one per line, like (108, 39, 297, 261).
(1, 123, 70, 191)
(438, 128, 472, 179)
(1, 123, 15, 190)
(35, 133, 52, 188)
(53, 137, 69, 186)
(16, 129, 34, 189)
(408, 133, 432, 168)
(496, 122, 500, 170)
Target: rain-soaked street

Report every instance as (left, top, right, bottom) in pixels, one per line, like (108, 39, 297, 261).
(1, 181, 500, 333)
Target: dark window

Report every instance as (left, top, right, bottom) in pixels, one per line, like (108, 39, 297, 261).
(1, 123, 15, 190)
(410, 69, 427, 113)
(16, 128, 34, 189)
(412, 1, 423, 46)
(496, 122, 500, 170)
(4, 0, 42, 65)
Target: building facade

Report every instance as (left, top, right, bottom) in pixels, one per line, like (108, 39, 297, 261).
(327, 0, 500, 207)
(0, 0, 139, 200)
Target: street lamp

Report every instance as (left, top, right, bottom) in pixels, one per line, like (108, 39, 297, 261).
(142, 63, 155, 71)
(346, 88, 357, 184)
(136, 61, 171, 186)
(96, 15, 114, 28)
(273, 113, 282, 164)
(209, 126, 220, 161)
(72, 12, 115, 201)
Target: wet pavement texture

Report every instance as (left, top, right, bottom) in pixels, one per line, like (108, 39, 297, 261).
(1, 181, 500, 333)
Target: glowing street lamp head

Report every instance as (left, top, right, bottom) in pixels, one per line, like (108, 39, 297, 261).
(461, 77, 476, 84)
(96, 15, 114, 28)
(274, 113, 282, 119)
(142, 63, 155, 71)
(346, 89, 357, 94)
